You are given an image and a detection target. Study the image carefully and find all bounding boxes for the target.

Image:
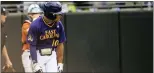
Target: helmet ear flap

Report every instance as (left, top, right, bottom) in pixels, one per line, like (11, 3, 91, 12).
(53, 13, 57, 19)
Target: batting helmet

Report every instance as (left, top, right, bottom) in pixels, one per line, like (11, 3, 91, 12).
(27, 4, 43, 14)
(39, 1, 62, 20)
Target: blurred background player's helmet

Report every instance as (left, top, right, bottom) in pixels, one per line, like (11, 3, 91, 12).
(26, 4, 43, 21)
(27, 4, 43, 14)
(39, 1, 62, 20)
(1, 7, 8, 16)
(1, 7, 8, 25)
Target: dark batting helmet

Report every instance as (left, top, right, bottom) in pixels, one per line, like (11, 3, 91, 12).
(39, 1, 63, 20)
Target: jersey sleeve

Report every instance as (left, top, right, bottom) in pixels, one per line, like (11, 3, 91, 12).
(59, 22, 66, 43)
(22, 23, 30, 34)
(22, 23, 30, 43)
(26, 22, 39, 63)
(27, 23, 38, 45)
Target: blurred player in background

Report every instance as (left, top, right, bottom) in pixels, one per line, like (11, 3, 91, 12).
(21, 4, 43, 72)
(1, 7, 13, 70)
(27, 1, 66, 72)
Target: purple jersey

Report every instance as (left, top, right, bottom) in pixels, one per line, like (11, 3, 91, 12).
(27, 16, 66, 62)
(27, 16, 66, 49)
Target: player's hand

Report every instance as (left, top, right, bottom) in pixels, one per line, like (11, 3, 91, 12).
(35, 69, 43, 73)
(3, 60, 12, 69)
(58, 63, 63, 72)
(33, 63, 43, 72)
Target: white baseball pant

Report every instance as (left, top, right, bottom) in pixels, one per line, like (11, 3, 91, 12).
(36, 49, 58, 72)
(21, 50, 33, 72)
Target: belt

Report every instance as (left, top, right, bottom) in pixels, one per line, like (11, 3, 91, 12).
(24, 48, 55, 52)
(37, 48, 55, 51)
(38, 48, 55, 56)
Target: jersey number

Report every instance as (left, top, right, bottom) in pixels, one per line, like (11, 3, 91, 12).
(52, 39, 59, 47)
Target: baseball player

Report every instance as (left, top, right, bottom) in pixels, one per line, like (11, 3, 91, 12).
(1, 7, 13, 70)
(21, 4, 43, 72)
(27, 2, 66, 72)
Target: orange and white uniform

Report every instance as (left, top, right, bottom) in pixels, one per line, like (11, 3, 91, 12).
(22, 20, 31, 51)
(21, 20, 33, 72)
(21, 3, 43, 72)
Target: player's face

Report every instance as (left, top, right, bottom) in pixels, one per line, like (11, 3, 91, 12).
(1, 15, 7, 24)
(28, 14, 34, 21)
(49, 14, 62, 22)
(28, 13, 33, 18)
(44, 14, 62, 24)
(44, 16, 53, 24)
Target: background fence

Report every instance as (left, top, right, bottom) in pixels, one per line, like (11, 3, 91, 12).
(1, 1, 153, 13)
(1, 10, 153, 73)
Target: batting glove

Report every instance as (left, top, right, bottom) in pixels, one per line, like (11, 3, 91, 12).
(33, 63, 43, 72)
(58, 63, 63, 72)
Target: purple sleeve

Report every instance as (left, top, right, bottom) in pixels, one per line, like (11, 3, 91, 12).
(59, 22, 66, 43)
(27, 23, 38, 63)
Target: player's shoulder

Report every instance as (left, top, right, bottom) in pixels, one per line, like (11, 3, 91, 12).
(30, 16, 42, 27)
(22, 22, 28, 26)
(22, 20, 31, 27)
(23, 20, 31, 25)
(22, 23, 29, 29)
(57, 21, 63, 26)
(57, 21, 63, 24)
(24, 20, 31, 24)
(57, 21, 64, 28)
(34, 16, 42, 22)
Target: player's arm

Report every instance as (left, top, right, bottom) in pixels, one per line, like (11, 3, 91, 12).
(2, 45, 11, 63)
(27, 23, 42, 73)
(57, 43, 64, 63)
(2, 33, 12, 68)
(26, 23, 38, 63)
(57, 22, 66, 63)
(2, 45, 12, 68)
(56, 22, 66, 72)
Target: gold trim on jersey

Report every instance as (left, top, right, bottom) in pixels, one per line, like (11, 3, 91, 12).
(42, 16, 55, 27)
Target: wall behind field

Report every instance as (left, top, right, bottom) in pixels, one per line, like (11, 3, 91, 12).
(1, 11, 153, 73)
